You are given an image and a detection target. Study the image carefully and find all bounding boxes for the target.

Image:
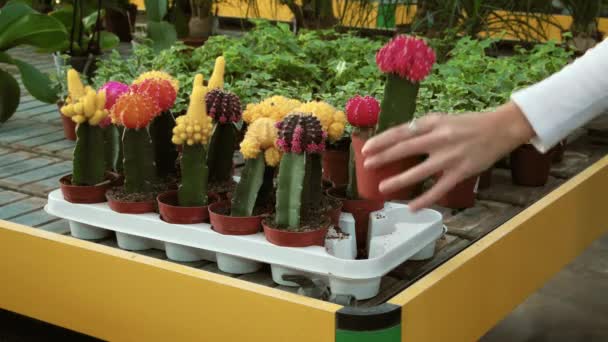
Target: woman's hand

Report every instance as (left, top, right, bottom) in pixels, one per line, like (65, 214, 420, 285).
(361, 102, 536, 211)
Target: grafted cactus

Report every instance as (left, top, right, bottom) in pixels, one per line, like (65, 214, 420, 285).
(294, 101, 346, 143)
(60, 69, 110, 186)
(375, 35, 435, 134)
(132, 72, 179, 178)
(242, 96, 302, 124)
(100, 81, 129, 173)
(172, 75, 214, 206)
(231, 117, 280, 217)
(275, 114, 327, 228)
(110, 92, 161, 193)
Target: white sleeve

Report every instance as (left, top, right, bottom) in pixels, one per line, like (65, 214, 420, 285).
(511, 39, 608, 153)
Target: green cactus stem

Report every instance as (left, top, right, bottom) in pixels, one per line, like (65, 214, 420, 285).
(207, 123, 237, 183)
(231, 154, 265, 217)
(178, 144, 209, 207)
(301, 153, 323, 212)
(275, 152, 306, 228)
(150, 111, 178, 179)
(376, 74, 419, 134)
(346, 143, 358, 199)
(123, 128, 157, 194)
(103, 125, 120, 172)
(72, 123, 106, 186)
(116, 126, 124, 172)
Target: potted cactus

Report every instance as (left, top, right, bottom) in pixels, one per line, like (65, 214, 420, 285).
(204, 57, 243, 199)
(132, 71, 179, 180)
(328, 95, 385, 257)
(59, 69, 118, 204)
(262, 113, 332, 247)
(352, 35, 436, 201)
(209, 117, 280, 235)
(157, 75, 215, 224)
(294, 101, 349, 188)
(99, 81, 130, 175)
(242, 96, 302, 124)
(106, 88, 163, 213)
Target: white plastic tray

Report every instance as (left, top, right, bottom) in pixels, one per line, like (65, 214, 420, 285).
(45, 189, 444, 300)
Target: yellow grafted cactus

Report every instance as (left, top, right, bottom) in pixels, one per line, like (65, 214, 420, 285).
(239, 117, 281, 167)
(295, 101, 346, 142)
(65, 69, 85, 103)
(207, 56, 225, 91)
(172, 86, 213, 146)
(192, 73, 205, 89)
(133, 71, 179, 92)
(242, 96, 302, 124)
(60, 83, 108, 126)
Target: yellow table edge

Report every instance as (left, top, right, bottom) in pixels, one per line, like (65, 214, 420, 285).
(389, 155, 608, 342)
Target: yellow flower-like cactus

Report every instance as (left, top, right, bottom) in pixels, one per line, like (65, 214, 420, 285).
(242, 96, 302, 124)
(240, 117, 281, 166)
(172, 75, 213, 146)
(60, 69, 108, 125)
(133, 70, 179, 93)
(207, 56, 225, 91)
(295, 101, 346, 142)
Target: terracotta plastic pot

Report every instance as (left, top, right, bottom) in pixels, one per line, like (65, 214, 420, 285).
(478, 167, 492, 190)
(58, 103, 76, 141)
(209, 201, 265, 235)
(351, 134, 419, 201)
(551, 139, 567, 163)
(262, 218, 330, 247)
(157, 190, 211, 224)
(510, 144, 552, 187)
(107, 192, 156, 214)
(322, 149, 349, 186)
(436, 175, 479, 209)
(60, 174, 117, 203)
(327, 186, 384, 253)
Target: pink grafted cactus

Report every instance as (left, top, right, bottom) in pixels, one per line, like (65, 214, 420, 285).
(100, 81, 130, 110)
(276, 114, 326, 154)
(345, 95, 381, 128)
(376, 35, 436, 83)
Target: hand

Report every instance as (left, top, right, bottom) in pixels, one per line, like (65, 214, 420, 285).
(361, 102, 535, 211)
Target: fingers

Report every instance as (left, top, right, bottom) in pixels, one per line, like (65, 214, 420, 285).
(364, 133, 437, 169)
(362, 114, 442, 156)
(378, 154, 452, 195)
(408, 171, 463, 212)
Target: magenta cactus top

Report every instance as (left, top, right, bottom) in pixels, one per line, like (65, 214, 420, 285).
(376, 35, 436, 83)
(345, 95, 381, 128)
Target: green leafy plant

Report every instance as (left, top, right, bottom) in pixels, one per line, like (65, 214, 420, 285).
(0, 1, 68, 124)
(144, 0, 178, 52)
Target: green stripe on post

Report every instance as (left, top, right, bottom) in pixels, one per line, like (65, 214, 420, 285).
(336, 304, 402, 342)
(376, 1, 397, 29)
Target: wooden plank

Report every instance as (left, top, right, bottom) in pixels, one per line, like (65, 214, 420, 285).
(22, 173, 64, 195)
(0, 124, 61, 144)
(0, 197, 45, 220)
(444, 200, 521, 239)
(0, 151, 36, 167)
(0, 147, 11, 156)
(17, 100, 50, 111)
(33, 111, 63, 123)
(0, 120, 31, 133)
(33, 139, 74, 154)
(38, 219, 70, 234)
(0, 156, 60, 178)
(10, 209, 58, 227)
(12, 131, 65, 149)
(0, 191, 28, 206)
(0, 161, 71, 186)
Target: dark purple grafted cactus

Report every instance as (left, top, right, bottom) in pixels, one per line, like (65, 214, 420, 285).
(276, 113, 327, 154)
(205, 89, 242, 124)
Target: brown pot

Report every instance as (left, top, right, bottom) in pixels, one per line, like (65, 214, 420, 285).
(551, 139, 567, 163)
(436, 175, 479, 209)
(322, 149, 349, 186)
(107, 192, 156, 214)
(209, 201, 265, 235)
(510, 144, 552, 187)
(59, 173, 117, 203)
(327, 186, 384, 253)
(157, 190, 212, 224)
(58, 103, 76, 141)
(262, 218, 330, 247)
(351, 133, 420, 201)
(478, 167, 492, 190)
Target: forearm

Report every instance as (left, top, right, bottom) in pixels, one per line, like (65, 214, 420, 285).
(511, 39, 608, 153)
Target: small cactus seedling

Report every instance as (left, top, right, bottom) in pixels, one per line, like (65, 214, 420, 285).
(345, 95, 381, 199)
(274, 114, 327, 228)
(375, 35, 435, 134)
(60, 69, 111, 186)
(172, 75, 214, 207)
(110, 92, 161, 194)
(132, 72, 179, 179)
(231, 117, 281, 217)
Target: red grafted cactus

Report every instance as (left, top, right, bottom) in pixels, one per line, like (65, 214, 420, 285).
(345, 95, 380, 128)
(205, 89, 242, 124)
(131, 78, 177, 112)
(110, 92, 161, 129)
(276, 114, 327, 154)
(376, 35, 436, 83)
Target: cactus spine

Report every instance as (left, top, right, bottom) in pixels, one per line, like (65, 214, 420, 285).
(275, 114, 326, 228)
